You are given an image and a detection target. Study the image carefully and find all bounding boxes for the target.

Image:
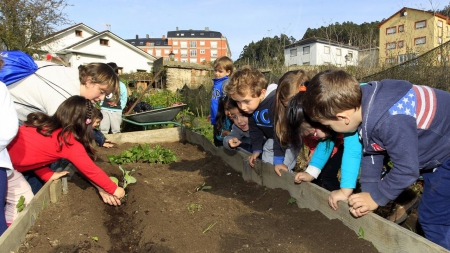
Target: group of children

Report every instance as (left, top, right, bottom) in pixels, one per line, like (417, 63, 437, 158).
(0, 57, 127, 236)
(209, 58, 450, 250)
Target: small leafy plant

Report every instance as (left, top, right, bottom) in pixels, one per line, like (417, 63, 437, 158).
(91, 236, 99, 242)
(194, 182, 212, 192)
(16, 196, 26, 212)
(287, 197, 297, 205)
(108, 144, 177, 165)
(358, 227, 365, 239)
(110, 166, 137, 189)
(187, 204, 202, 214)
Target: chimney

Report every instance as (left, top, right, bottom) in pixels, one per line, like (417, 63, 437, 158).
(136, 34, 138, 39)
(146, 34, 149, 39)
(162, 35, 165, 40)
(176, 27, 178, 31)
(205, 27, 209, 31)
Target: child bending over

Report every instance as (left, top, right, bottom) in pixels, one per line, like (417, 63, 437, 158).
(92, 107, 116, 148)
(302, 69, 450, 249)
(7, 96, 125, 206)
(223, 98, 252, 152)
(225, 66, 296, 172)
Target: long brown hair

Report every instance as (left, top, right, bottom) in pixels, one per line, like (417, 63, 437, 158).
(24, 96, 96, 158)
(274, 70, 310, 147)
(78, 63, 120, 103)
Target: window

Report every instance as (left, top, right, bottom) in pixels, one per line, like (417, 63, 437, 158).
(438, 20, 443, 28)
(190, 58, 197, 63)
(181, 58, 188, 63)
(324, 46, 330, 54)
(139, 42, 143, 45)
(180, 49, 187, 57)
(155, 49, 161, 57)
(156, 42, 160, 45)
(347, 51, 353, 58)
(211, 41, 217, 48)
(336, 48, 341, 56)
(100, 39, 109, 46)
(303, 46, 310, 55)
(200, 41, 205, 46)
(190, 41, 197, 48)
(438, 36, 443, 44)
(200, 49, 205, 54)
(386, 27, 396, 35)
(210, 58, 216, 62)
(398, 40, 404, 48)
(398, 25, 404, 33)
(398, 54, 407, 63)
(180, 41, 187, 48)
(211, 49, 218, 57)
(200, 58, 206, 63)
(181, 33, 184, 36)
(303, 62, 310, 65)
(176, 33, 179, 36)
(290, 48, 297, 57)
(385, 58, 396, 64)
(164, 49, 170, 54)
(190, 49, 197, 56)
(75, 30, 82, 37)
(210, 33, 214, 36)
(150, 43, 154, 46)
(386, 42, 396, 50)
(200, 33, 204, 36)
(173, 41, 178, 45)
(415, 37, 426, 45)
(131, 42, 135, 45)
(173, 49, 178, 54)
(191, 33, 195, 36)
(415, 20, 426, 29)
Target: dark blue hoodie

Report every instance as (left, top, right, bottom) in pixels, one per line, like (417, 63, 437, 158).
(359, 79, 450, 206)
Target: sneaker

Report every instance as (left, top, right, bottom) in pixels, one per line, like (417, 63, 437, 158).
(387, 193, 421, 224)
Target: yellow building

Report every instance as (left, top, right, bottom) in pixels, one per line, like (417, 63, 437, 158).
(378, 7, 450, 66)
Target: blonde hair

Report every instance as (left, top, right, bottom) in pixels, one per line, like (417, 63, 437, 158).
(78, 63, 119, 103)
(214, 56, 234, 75)
(225, 65, 267, 97)
(274, 70, 310, 146)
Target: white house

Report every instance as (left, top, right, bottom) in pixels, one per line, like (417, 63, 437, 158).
(284, 37, 359, 67)
(38, 23, 157, 72)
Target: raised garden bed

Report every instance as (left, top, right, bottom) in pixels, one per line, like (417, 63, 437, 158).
(1, 128, 448, 253)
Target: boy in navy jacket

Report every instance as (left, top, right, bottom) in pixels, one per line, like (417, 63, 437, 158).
(302, 69, 450, 249)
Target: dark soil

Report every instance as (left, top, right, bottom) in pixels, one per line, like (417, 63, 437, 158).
(17, 142, 378, 253)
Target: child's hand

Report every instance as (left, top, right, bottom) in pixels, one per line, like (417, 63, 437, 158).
(228, 137, 241, 148)
(98, 188, 122, 206)
(114, 187, 125, 200)
(274, 164, 288, 176)
(105, 140, 116, 144)
(329, 188, 353, 210)
(248, 152, 261, 168)
(102, 143, 114, 148)
(294, 172, 314, 184)
(348, 192, 378, 217)
(221, 130, 231, 137)
(49, 171, 70, 181)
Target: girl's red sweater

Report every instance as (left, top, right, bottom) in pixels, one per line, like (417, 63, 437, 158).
(7, 126, 117, 195)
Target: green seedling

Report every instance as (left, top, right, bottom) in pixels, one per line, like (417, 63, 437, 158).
(195, 182, 212, 192)
(187, 204, 202, 214)
(202, 222, 217, 234)
(91, 236, 99, 242)
(287, 197, 297, 205)
(16, 196, 26, 212)
(358, 227, 365, 239)
(110, 166, 137, 189)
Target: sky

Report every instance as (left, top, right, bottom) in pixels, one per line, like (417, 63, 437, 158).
(61, 0, 446, 60)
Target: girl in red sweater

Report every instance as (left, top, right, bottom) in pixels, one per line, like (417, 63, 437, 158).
(7, 96, 125, 206)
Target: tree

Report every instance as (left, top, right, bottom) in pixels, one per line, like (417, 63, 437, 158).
(235, 34, 295, 68)
(0, 0, 72, 54)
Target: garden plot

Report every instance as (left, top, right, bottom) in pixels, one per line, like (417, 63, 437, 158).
(13, 144, 376, 252)
(2, 128, 447, 253)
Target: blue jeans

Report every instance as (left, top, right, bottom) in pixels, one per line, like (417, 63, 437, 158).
(419, 158, 450, 250)
(0, 168, 8, 236)
(23, 160, 66, 195)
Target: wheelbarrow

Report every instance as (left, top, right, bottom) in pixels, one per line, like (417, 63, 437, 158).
(122, 104, 187, 130)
